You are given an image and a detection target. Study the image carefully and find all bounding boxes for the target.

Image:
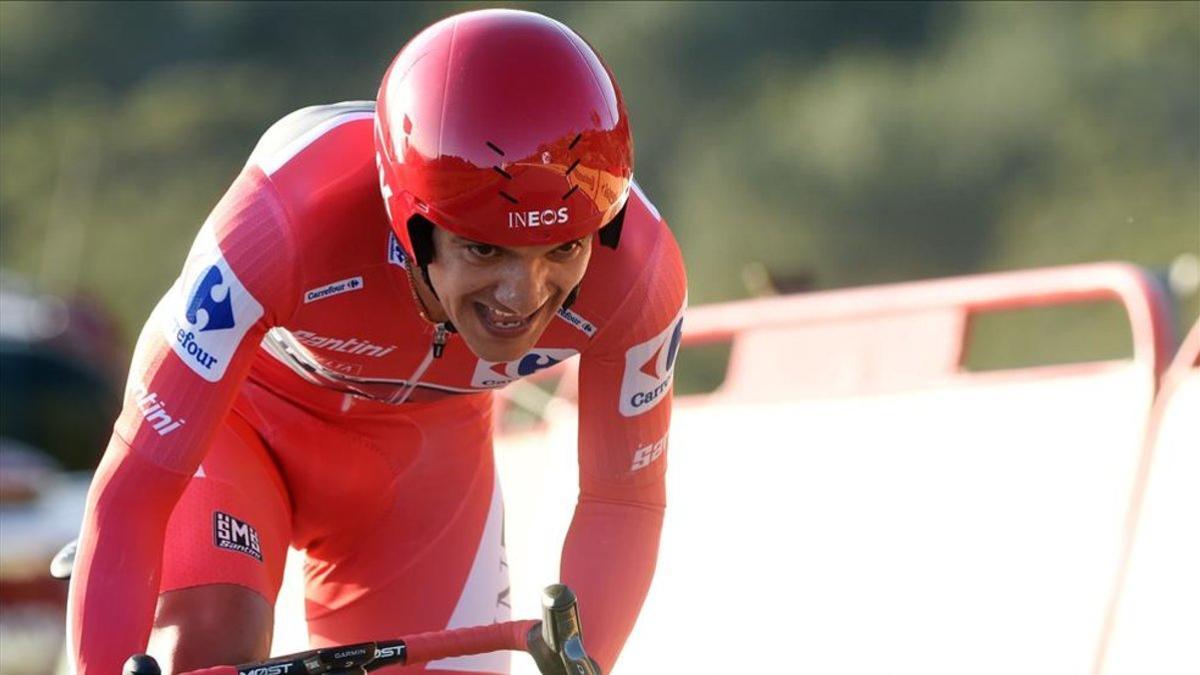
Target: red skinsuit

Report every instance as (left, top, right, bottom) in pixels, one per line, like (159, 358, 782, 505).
(67, 103, 686, 674)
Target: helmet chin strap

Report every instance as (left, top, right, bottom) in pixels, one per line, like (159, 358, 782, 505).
(562, 285, 581, 310)
(418, 263, 439, 301)
(404, 262, 457, 333)
(404, 216, 458, 332)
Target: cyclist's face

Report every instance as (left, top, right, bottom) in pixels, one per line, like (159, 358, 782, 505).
(425, 229, 593, 362)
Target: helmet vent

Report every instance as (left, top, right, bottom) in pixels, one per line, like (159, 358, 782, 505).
(486, 141, 506, 156)
(498, 191, 519, 204)
(565, 159, 581, 176)
(568, 133, 582, 150)
(493, 166, 512, 179)
(562, 185, 579, 200)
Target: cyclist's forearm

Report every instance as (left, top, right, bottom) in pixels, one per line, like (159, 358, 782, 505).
(559, 491, 665, 673)
(68, 435, 193, 675)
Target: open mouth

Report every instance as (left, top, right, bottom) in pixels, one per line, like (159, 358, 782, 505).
(473, 301, 544, 338)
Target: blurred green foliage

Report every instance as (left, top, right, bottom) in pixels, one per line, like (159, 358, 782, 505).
(1, 2, 1197, 372)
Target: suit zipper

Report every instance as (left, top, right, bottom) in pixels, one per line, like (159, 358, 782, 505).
(391, 322, 449, 405)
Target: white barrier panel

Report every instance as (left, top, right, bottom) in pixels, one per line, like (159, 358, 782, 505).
(498, 365, 1151, 675)
(1100, 368, 1200, 675)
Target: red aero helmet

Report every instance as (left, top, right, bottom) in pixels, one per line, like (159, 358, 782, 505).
(375, 9, 634, 259)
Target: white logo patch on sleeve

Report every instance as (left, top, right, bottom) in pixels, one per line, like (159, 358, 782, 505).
(619, 301, 686, 417)
(160, 227, 263, 382)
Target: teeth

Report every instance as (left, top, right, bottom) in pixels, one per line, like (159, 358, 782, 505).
(483, 305, 527, 329)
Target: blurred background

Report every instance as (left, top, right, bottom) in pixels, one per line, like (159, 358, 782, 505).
(0, 2, 1197, 673)
(2, 2, 1197, 361)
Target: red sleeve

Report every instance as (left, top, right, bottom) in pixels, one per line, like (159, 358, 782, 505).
(562, 226, 687, 672)
(67, 168, 301, 674)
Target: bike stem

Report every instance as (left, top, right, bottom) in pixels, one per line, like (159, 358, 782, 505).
(541, 585, 600, 675)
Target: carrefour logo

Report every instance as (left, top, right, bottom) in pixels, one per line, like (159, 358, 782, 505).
(618, 302, 686, 417)
(304, 276, 364, 304)
(187, 266, 236, 331)
(471, 348, 579, 388)
(555, 306, 598, 338)
(161, 233, 262, 382)
(387, 232, 407, 268)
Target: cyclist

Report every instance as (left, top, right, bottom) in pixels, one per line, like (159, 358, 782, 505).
(67, 8, 685, 675)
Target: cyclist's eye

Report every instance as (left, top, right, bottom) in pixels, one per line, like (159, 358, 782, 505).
(552, 241, 582, 257)
(466, 244, 498, 259)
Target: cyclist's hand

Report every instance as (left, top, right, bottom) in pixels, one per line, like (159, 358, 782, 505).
(526, 621, 602, 675)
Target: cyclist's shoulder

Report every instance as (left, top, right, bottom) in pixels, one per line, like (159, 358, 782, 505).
(573, 181, 684, 340)
(248, 101, 376, 173)
(585, 182, 681, 294)
(625, 181, 677, 261)
(244, 101, 379, 216)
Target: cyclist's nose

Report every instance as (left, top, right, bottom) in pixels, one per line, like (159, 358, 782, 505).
(493, 259, 550, 315)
